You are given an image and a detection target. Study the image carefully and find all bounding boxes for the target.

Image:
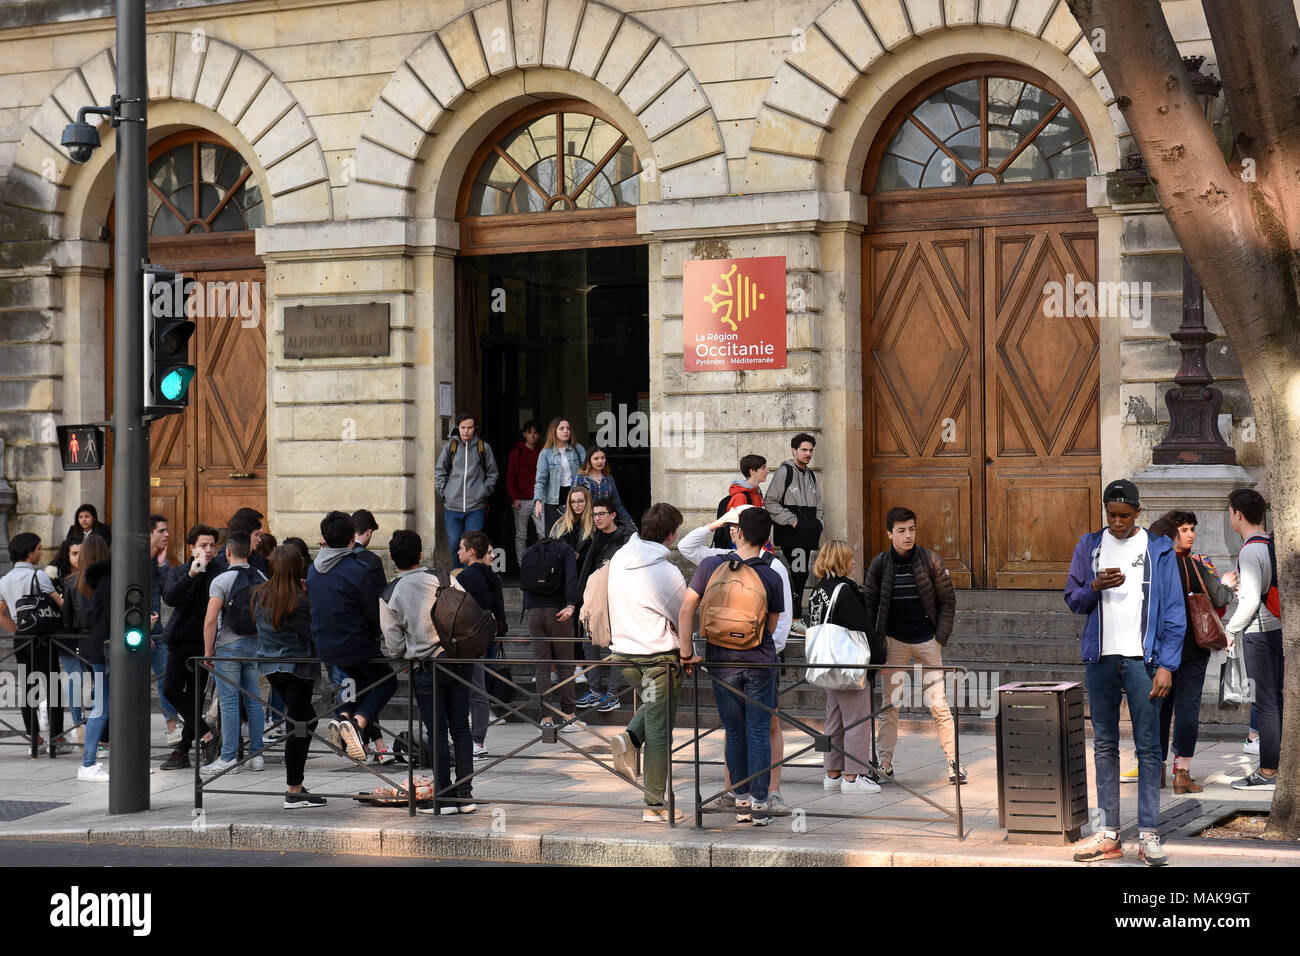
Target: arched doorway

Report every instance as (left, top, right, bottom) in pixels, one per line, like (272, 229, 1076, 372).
(455, 100, 649, 570)
(862, 64, 1101, 589)
(107, 130, 268, 557)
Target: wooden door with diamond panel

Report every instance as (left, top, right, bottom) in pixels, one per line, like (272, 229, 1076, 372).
(864, 229, 984, 588)
(983, 223, 1100, 588)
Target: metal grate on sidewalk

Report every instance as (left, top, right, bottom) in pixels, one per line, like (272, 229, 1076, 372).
(0, 800, 68, 822)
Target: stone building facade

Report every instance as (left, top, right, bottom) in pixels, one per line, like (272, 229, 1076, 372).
(0, 0, 1264, 579)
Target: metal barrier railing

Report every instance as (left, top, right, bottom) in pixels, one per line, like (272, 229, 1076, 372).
(188, 649, 971, 838)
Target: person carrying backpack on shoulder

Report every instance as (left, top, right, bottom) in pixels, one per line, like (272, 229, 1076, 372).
(765, 434, 822, 631)
(680, 507, 785, 827)
(712, 455, 768, 548)
(575, 499, 634, 712)
(435, 413, 499, 569)
(380, 530, 478, 814)
(201, 531, 268, 777)
(520, 532, 580, 727)
(1222, 489, 1284, 793)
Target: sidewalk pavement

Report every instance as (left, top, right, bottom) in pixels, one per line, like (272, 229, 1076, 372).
(0, 713, 1293, 866)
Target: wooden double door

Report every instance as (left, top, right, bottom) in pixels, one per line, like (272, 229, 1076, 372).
(863, 220, 1101, 589)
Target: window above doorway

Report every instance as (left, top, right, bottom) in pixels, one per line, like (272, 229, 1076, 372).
(148, 139, 265, 235)
(466, 106, 641, 216)
(872, 67, 1095, 191)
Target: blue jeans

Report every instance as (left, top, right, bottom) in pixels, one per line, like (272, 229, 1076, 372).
(150, 640, 179, 723)
(58, 651, 85, 726)
(445, 507, 485, 567)
(711, 668, 776, 804)
(214, 637, 264, 762)
(337, 660, 397, 732)
(82, 663, 108, 768)
(414, 665, 474, 800)
(1085, 655, 1162, 833)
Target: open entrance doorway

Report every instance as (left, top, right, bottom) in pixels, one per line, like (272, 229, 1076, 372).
(456, 245, 650, 573)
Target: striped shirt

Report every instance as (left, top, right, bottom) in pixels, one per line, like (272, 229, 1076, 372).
(886, 549, 935, 643)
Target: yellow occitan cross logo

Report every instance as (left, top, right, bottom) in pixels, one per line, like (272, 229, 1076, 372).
(703, 263, 766, 331)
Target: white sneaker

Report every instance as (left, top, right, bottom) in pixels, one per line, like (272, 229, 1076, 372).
(574, 667, 588, 684)
(473, 743, 489, 759)
(841, 775, 882, 794)
(823, 774, 842, 790)
(77, 763, 109, 782)
(244, 756, 265, 771)
(201, 756, 239, 777)
(165, 726, 183, 747)
(1244, 736, 1260, 755)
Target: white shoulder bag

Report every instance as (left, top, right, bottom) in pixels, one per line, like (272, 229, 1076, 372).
(805, 583, 871, 691)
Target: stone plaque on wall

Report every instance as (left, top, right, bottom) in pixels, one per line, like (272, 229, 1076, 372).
(284, 303, 390, 359)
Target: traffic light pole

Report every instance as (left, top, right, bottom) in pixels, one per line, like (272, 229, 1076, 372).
(108, 0, 151, 814)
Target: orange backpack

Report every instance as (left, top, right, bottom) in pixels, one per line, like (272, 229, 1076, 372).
(699, 558, 769, 650)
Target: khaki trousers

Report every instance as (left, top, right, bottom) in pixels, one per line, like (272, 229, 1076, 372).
(876, 636, 956, 768)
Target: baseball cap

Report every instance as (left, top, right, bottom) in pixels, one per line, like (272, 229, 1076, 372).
(1102, 479, 1140, 507)
(718, 504, 755, 525)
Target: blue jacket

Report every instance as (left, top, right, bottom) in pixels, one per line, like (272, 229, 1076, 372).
(1064, 529, 1185, 671)
(306, 549, 383, 666)
(573, 472, 635, 526)
(533, 444, 586, 506)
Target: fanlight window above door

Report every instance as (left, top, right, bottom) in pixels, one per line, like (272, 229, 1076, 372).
(876, 74, 1095, 190)
(467, 108, 641, 216)
(148, 141, 265, 235)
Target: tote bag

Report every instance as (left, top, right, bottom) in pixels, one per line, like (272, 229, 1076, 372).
(805, 583, 871, 691)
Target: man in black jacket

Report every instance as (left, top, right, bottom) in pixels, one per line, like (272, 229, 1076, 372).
(862, 507, 960, 784)
(456, 531, 506, 757)
(160, 524, 221, 770)
(575, 499, 633, 711)
(210, 508, 269, 576)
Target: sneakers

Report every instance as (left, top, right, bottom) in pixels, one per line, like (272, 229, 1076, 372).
(789, 619, 807, 636)
(473, 742, 489, 760)
(823, 774, 843, 790)
(711, 792, 737, 809)
(734, 798, 753, 824)
(610, 731, 639, 781)
(244, 755, 265, 772)
(165, 726, 183, 747)
(1120, 766, 1139, 782)
(1073, 830, 1123, 862)
(201, 735, 219, 766)
(767, 792, 791, 816)
(338, 718, 367, 762)
(371, 742, 396, 765)
(1243, 736, 1260, 755)
(643, 805, 684, 824)
(283, 788, 326, 809)
(575, 692, 603, 709)
(873, 762, 894, 782)
(751, 800, 772, 826)
(1138, 832, 1168, 867)
(77, 762, 109, 782)
(419, 801, 478, 815)
(596, 694, 620, 713)
(201, 756, 239, 777)
(1231, 769, 1277, 791)
(326, 719, 343, 750)
(841, 775, 882, 794)
(947, 760, 967, 785)
(574, 667, 588, 684)
(160, 749, 191, 771)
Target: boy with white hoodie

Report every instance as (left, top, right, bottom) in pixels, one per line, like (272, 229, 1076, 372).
(606, 502, 688, 823)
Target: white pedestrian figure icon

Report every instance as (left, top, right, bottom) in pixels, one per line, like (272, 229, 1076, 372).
(82, 432, 98, 465)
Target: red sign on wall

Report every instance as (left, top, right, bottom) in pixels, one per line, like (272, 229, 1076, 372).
(683, 256, 787, 372)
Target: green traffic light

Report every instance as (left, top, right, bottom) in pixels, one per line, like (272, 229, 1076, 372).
(124, 628, 146, 650)
(160, 366, 195, 401)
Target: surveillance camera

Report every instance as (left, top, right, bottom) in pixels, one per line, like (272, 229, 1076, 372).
(61, 120, 101, 164)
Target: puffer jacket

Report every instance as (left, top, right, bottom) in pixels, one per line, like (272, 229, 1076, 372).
(533, 444, 586, 506)
(862, 546, 956, 646)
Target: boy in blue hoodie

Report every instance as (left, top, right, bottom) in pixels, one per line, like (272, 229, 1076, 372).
(1065, 479, 1184, 867)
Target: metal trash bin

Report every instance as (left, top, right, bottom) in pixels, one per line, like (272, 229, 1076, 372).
(995, 681, 1088, 845)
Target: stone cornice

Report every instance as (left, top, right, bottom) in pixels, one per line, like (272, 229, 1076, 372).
(255, 217, 459, 260)
(637, 190, 868, 240)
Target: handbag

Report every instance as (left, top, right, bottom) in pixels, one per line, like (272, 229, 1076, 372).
(805, 583, 871, 691)
(14, 570, 62, 637)
(1185, 558, 1227, 651)
(1218, 644, 1253, 708)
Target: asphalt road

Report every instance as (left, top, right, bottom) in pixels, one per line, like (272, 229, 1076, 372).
(0, 840, 514, 866)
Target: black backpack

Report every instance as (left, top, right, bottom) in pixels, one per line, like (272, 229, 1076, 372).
(519, 537, 568, 598)
(14, 571, 61, 636)
(712, 487, 761, 549)
(223, 566, 263, 636)
(429, 569, 496, 659)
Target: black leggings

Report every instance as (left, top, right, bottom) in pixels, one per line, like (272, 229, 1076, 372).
(266, 673, 317, 787)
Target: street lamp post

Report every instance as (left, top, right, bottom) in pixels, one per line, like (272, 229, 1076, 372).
(1150, 56, 1236, 466)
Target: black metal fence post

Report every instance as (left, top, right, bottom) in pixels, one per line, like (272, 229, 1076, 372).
(407, 660, 416, 817)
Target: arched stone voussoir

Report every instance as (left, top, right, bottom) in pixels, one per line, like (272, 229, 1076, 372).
(11, 31, 332, 226)
(349, 0, 728, 220)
